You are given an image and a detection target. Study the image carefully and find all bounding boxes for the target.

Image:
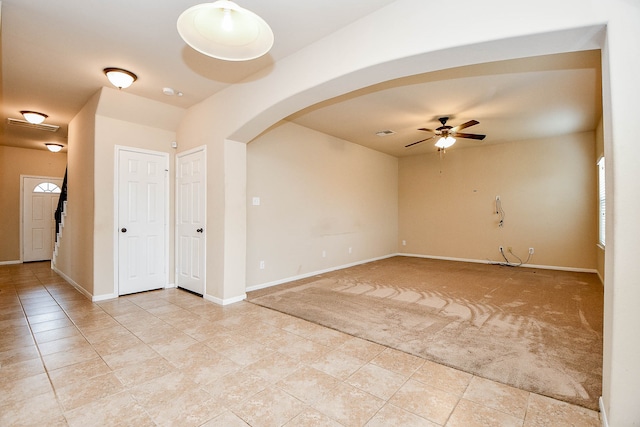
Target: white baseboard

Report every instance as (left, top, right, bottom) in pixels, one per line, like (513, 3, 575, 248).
(0, 260, 21, 265)
(398, 253, 599, 274)
(246, 253, 397, 293)
(92, 293, 118, 302)
(204, 293, 247, 306)
(599, 396, 608, 427)
(51, 266, 94, 301)
(165, 283, 177, 289)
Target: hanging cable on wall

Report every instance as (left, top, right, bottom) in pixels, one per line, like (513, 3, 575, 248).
(495, 196, 505, 227)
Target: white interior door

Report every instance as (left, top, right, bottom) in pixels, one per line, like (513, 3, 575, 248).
(118, 148, 168, 295)
(176, 147, 206, 295)
(23, 177, 63, 262)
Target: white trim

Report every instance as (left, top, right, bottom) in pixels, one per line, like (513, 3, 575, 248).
(51, 265, 94, 301)
(165, 283, 177, 289)
(398, 253, 599, 274)
(0, 260, 21, 265)
(175, 145, 207, 297)
(92, 293, 118, 302)
(204, 293, 247, 306)
(246, 254, 396, 293)
(599, 396, 608, 427)
(113, 146, 170, 297)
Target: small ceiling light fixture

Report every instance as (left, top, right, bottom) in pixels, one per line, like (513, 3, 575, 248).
(20, 111, 48, 125)
(435, 136, 456, 149)
(45, 143, 64, 153)
(177, 0, 274, 61)
(104, 68, 138, 89)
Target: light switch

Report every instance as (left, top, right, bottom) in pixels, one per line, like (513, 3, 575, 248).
(252, 197, 260, 206)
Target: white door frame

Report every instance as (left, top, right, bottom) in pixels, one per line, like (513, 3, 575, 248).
(20, 174, 63, 262)
(113, 145, 170, 296)
(175, 145, 207, 296)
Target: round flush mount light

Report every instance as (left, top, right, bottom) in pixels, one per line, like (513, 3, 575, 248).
(45, 143, 64, 153)
(103, 68, 138, 89)
(21, 111, 48, 124)
(177, 0, 274, 61)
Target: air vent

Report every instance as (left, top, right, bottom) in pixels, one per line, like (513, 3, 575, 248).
(375, 130, 396, 136)
(7, 118, 60, 132)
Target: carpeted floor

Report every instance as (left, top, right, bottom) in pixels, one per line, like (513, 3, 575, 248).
(247, 256, 603, 410)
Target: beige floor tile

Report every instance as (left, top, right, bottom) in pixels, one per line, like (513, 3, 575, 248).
(48, 357, 112, 389)
(337, 336, 386, 362)
(217, 338, 277, 365)
(204, 328, 255, 352)
(0, 390, 66, 427)
(284, 407, 345, 426)
(0, 372, 53, 407)
(275, 336, 330, 364)
(523, 393, 600, 427)
(167, 344, 242, 385)
(0, 344, 40, 366)
(145, 387, 227, 427)
(312, 382, 385, 427)
(37, 334, 92, 356)
(64, 391, 155, 427)
(276, 365, 341, 404)
(41, 345, 99, 371)
(244, 351, 301, 383)
(233, 387, 306, 427)
(33, 325, 82, 344)
(346, 362, 408, 400)
(114, 356, 177, 388)
(55, 371, 124, 411)
(201, 411, 251, 427)
(412, 360, 473, 396)
(447, 398, 524, 427)
(310, 349, 368, 380)
(203, 370, 269, 408)
(370, 347, 425, 377)
(0, 357, 45, 382)
(365, 403, 440, 427)
(28, 317, 74, 333)
(389, 378, 460, 425)
(27, 310, 69, 324)
(100, 342, 159, 370)
(147, 330, 200, 356)
(463, 376, 530, 419)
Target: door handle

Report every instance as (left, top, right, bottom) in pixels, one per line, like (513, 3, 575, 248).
(196, 228, 203, 233)
(121, 228, 127, 233)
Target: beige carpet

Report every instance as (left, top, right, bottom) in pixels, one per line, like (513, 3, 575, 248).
(248, 256, 603, 410)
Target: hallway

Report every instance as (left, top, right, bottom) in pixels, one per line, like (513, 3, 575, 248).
(0, 262, 600, 426)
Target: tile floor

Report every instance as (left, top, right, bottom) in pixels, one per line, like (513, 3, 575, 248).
(0, 262, 602, 426)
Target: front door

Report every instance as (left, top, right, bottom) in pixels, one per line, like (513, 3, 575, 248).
(22, 176, 63, 262)
(117, 148, 168, 295)
(176, 147, 206, 295)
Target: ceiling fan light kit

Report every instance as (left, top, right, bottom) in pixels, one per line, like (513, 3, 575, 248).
(177, 0, 274, 61)
(104, 68, 138, 89)
(20, 110, 48, 125)
(406, 116, 486, 150)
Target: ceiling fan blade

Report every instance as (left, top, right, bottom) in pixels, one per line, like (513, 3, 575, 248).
(418, 127, 437, 133)
(405, 136, 435, 148)
(454, 132, 486, 140)
(451, 120, 479, 133)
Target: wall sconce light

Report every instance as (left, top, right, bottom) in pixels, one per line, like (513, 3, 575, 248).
(104, 68, 138, 89)
(45, 144, 64, 153)
(21, 111, 48, 124)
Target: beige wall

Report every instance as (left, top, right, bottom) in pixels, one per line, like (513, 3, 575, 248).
(0, 146, 67, 262)
(55, 90, 99, 295)
(246, 121, 398, 287)
(399, 133, 597, 270)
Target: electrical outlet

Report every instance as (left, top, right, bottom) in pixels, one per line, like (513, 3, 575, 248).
(499, 246, 503, 251)
(259, 260, 265, 269)
(348, 247, 352, 254)
(496, 195, 500, 201)
(402, 240, 406, 246)
(322, 250, 326, 258)
(529, 247, 534, 254)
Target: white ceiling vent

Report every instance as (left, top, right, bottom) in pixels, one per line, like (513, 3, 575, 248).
(7, 118, 60, 132)
(375, 130, 396, 136)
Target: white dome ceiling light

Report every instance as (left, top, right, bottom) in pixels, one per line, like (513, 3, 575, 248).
(104, 68, 138, 89)
(177, 0, 274, 61)
(21, 111, 48, 125)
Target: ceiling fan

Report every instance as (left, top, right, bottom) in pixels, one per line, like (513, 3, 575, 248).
(405, 116, 486, 149)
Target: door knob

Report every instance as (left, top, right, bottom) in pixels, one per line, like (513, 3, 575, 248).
(121, 228, 127, 233)
(196, 228, 203, 233)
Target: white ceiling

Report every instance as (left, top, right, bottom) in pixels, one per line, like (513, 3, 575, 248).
(0, 0, 602, 156)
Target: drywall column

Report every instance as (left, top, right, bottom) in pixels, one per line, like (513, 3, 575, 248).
(601, 2, 640, 425)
